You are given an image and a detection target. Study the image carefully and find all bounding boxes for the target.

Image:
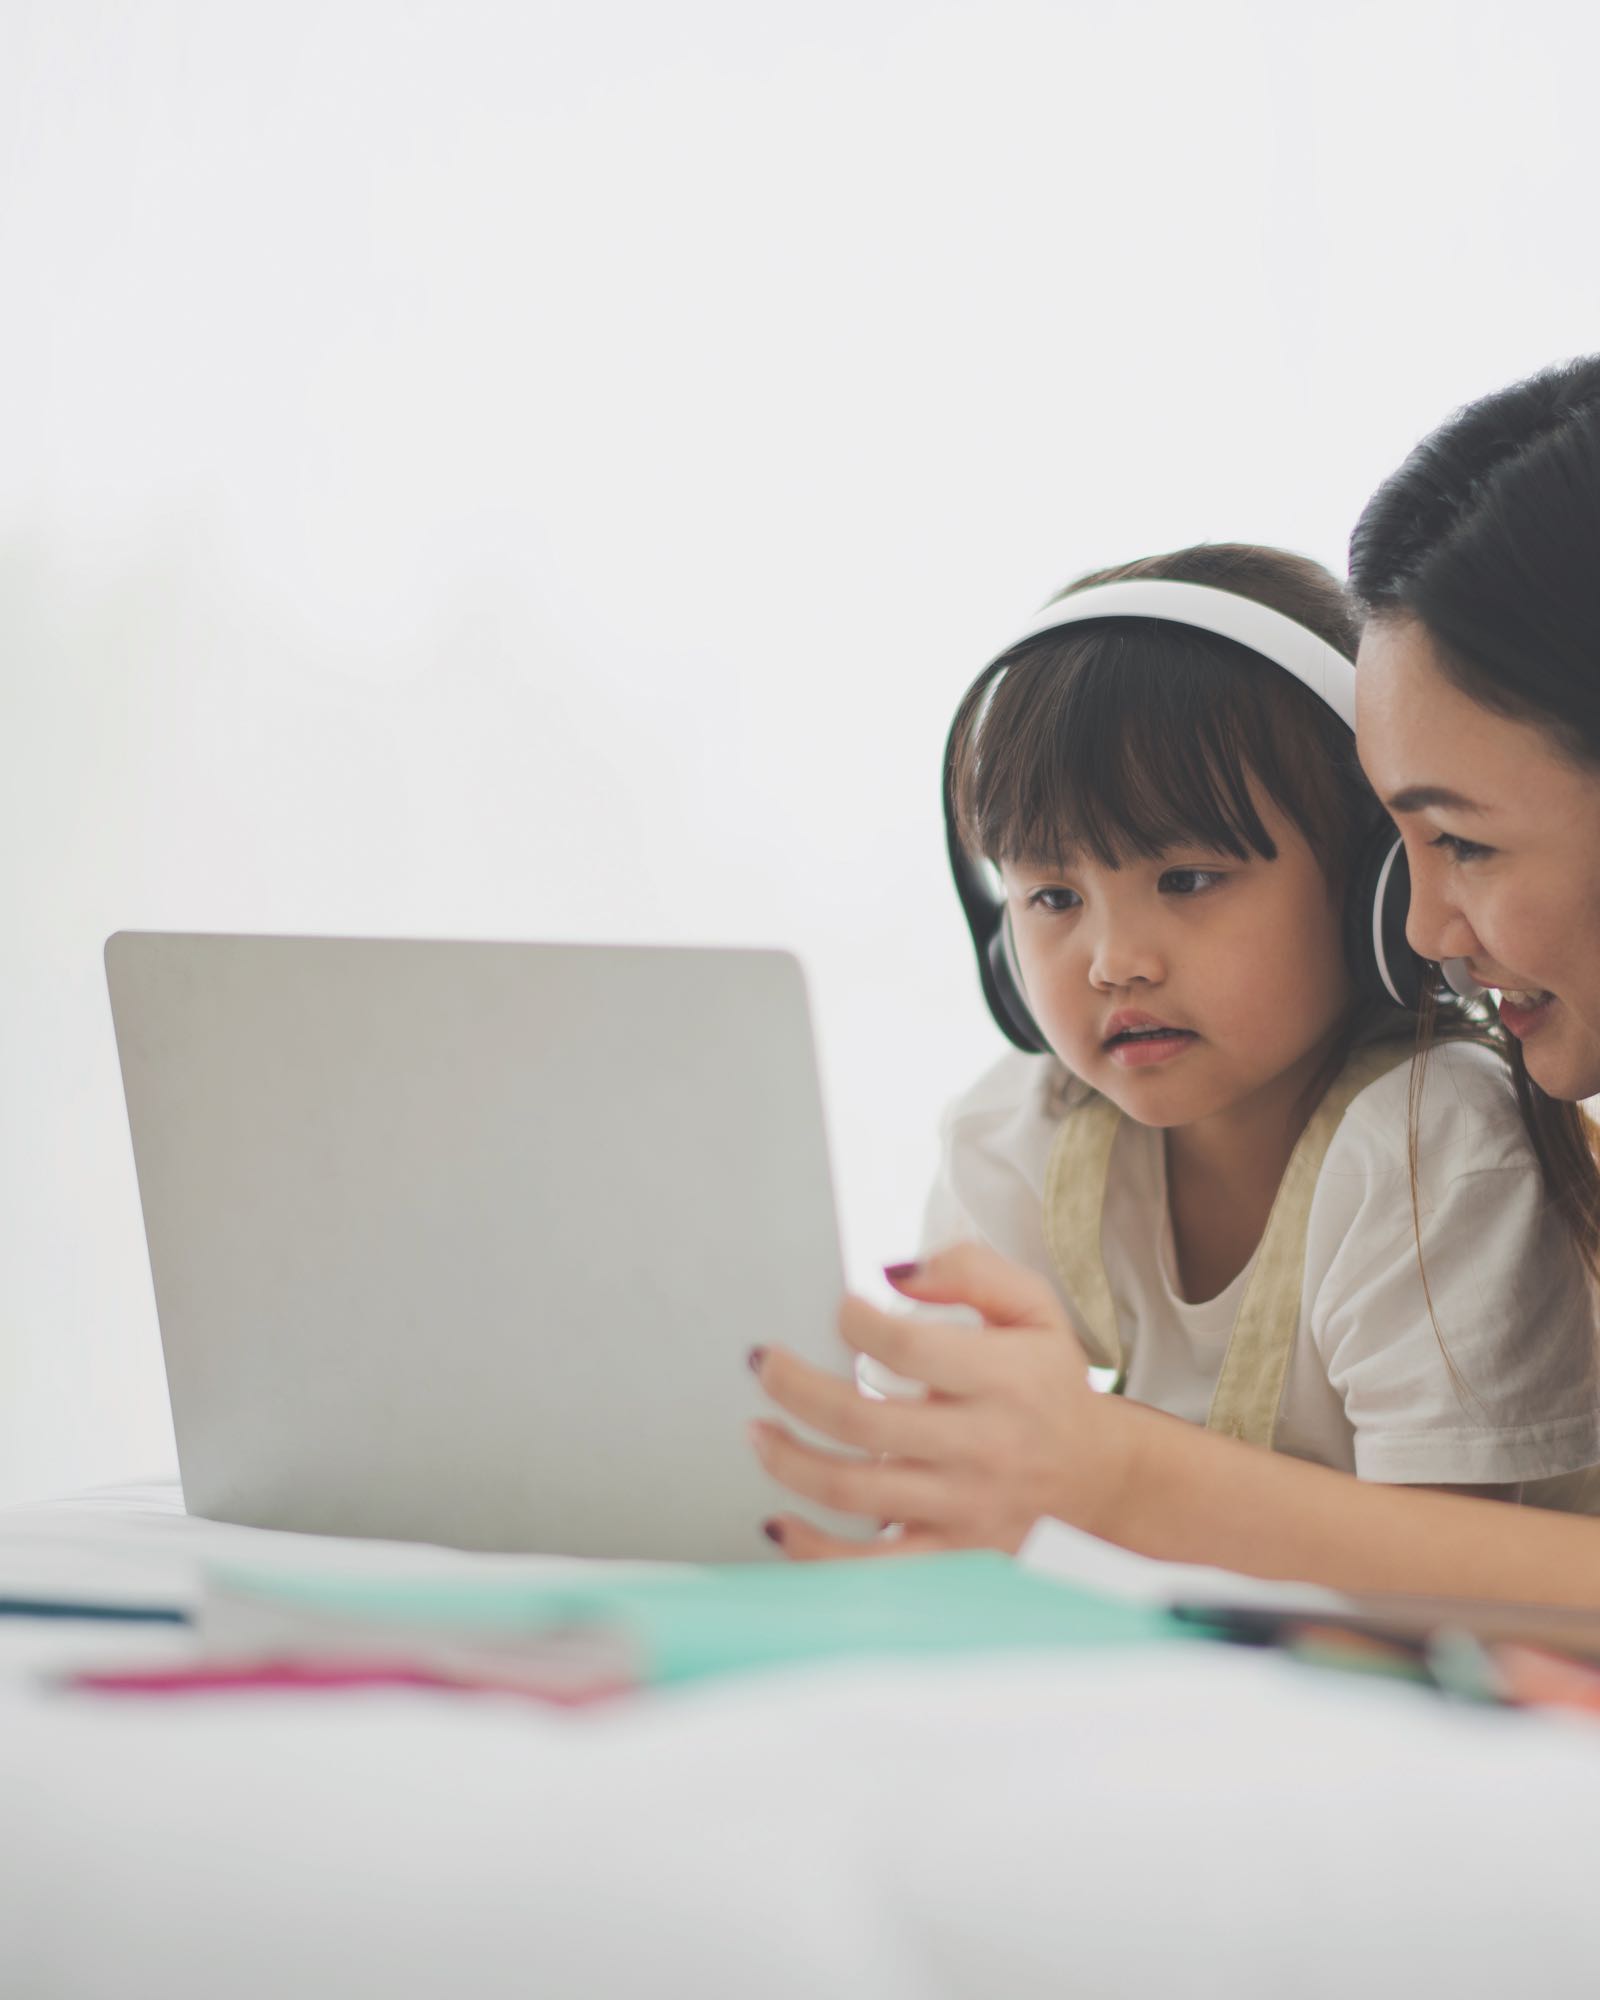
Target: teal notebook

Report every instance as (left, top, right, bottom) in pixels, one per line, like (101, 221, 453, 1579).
(205, 1552, 1183, 1686)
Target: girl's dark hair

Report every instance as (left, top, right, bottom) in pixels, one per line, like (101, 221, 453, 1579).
(949, 542, 1415, 1100)
(1349, 357, 1600, 1278)
(951, 542, 1375, 880)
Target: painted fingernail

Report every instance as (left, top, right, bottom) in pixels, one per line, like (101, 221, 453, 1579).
(747, 1345, 767, 1374)
(762, 1519, 785, 1546)
(883, 1261, 920, 1282)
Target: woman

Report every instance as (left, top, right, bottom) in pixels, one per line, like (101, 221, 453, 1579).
(750, 355, 1600, 1605)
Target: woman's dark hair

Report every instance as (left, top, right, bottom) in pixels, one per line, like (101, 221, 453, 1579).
(1349, 356, 1600, 1277)
(1350, 355, 1600, 761)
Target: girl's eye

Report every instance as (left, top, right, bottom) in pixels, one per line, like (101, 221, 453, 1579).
(1158, 867, 1226, 897)
(1025, 887, 1081, 914)
(1429, 833, 1494, 864)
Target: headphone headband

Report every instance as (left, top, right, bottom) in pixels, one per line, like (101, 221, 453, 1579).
(991, 578, 1358, 729)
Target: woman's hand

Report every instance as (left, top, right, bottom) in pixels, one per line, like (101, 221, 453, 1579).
(748, 1242, 1134, 1561)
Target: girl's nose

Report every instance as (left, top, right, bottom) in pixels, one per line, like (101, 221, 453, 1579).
(1088, 920, 1163, 990)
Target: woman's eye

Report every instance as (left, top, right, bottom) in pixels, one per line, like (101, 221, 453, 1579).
(1429, 833, 1494, 864)
(1158, 868, 1225, 897)
(1025, 887, 1081, 914)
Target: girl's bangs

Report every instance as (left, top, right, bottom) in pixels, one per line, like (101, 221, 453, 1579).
(963, 631, 1292, 871)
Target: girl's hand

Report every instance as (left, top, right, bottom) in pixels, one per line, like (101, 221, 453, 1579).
(748, 1242, 1134, 1561)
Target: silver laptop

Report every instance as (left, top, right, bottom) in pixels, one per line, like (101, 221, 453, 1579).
(105, 932, 851, 1562)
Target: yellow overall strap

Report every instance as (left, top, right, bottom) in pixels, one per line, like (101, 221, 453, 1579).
(1207, 1041, 1412, 1445)
(1041, 1093, 1127, 1373)
(1043, 1040, 1414, 1441)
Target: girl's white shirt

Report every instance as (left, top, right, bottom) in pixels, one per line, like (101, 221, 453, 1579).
(919, 1040, 1600, 1486)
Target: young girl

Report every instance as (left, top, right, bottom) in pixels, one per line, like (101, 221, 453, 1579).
(751, 541, 1600, 1546)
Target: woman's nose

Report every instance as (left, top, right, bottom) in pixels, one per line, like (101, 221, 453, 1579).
(1404, 848, 1480, 964)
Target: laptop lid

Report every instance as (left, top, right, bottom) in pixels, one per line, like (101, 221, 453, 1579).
(105, 932, 852, 1561)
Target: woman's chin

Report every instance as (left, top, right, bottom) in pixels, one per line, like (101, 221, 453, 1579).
(1517, 1007, 1600, 1103)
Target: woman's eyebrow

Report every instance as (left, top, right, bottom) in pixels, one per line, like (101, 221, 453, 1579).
(1384, 784, 1485, 814)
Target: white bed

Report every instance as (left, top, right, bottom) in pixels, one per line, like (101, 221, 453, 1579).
(4, 1481, 1598, 1998)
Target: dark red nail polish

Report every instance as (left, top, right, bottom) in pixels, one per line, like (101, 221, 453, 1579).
(747, 1345, 767, 1374)
(883, 1261, 920, 1282)
(762, 1519, 784, 1546)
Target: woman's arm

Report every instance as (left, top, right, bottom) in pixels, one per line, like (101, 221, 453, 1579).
(750, 1243, 1600, 1607)
(1093, 1399, 1597, 1601)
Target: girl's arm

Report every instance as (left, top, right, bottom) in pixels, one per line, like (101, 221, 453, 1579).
(750, 1243, 1600, 1608)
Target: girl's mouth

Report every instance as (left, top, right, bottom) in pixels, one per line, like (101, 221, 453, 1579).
(1104, 1026, 1199, 1069)
(1497, 987, 1556, 1040)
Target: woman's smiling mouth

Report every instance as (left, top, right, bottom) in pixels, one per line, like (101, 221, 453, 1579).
(1496, 987, 1556, 1039)
(1464, 967, 1558, 1041)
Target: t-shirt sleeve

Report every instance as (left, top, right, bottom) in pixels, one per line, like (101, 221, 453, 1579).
(858, 1051, 1066, 1401)
(915, 1049, 1066, 1289)
(1308, 1046, 1600, 1486)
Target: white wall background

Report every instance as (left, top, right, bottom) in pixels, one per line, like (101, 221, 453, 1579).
(3, 0, 1598, 1504)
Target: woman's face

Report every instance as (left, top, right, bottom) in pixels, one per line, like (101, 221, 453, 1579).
(1357, 614, 1600, 1100)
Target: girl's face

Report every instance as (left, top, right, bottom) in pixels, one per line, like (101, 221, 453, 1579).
(1000, 790, 1354, 1129)
(1356, 616, 1600, 1103)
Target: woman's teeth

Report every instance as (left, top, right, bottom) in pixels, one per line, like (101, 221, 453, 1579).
(1500, 988, 1552, 1008)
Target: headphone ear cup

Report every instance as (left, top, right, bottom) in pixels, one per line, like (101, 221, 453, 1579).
(1345, 831, 1429, 1011)
(984, 908, 1050, 1054)
(945, 689, 1052, 1052)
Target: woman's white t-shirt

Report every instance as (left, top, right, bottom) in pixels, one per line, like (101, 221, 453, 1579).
(919, 1040, 1600, 1486)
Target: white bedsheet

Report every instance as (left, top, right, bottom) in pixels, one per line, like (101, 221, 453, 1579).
(3, 1482, 1598, 1999)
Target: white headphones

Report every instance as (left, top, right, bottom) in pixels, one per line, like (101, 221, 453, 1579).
(997, 579, 1361, 724)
